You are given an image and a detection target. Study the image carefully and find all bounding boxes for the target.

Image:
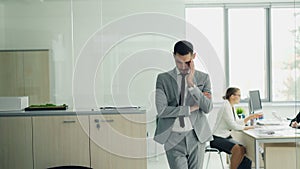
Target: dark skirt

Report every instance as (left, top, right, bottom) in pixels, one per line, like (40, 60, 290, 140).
(210, 135, 239, 154)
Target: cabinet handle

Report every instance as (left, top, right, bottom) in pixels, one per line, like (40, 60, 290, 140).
(63, 120, 76, 123)
(94, 119, 114, 123)
(94, 119, 114, 130)
(102, 119, 114, 123)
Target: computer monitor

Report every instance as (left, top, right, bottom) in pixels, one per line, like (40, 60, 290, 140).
(248, 90, 262, 114)
(248, 90, 263, 126)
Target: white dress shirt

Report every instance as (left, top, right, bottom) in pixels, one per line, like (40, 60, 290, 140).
(172, 68, 193, 132)
(213, 100, 245, 138)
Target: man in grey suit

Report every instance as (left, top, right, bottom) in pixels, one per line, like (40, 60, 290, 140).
(154, 40, 213, 169)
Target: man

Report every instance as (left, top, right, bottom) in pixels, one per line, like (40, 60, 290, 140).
(154, 40, 213, 169)
(290, 111, 300, 128)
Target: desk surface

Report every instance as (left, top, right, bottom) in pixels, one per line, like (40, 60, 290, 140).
(243, 125, 300, 141)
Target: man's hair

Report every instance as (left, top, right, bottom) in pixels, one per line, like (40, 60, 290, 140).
(173, 40, 193, 55)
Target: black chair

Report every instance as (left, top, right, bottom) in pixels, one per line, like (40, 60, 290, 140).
(47, 166, 92, 169)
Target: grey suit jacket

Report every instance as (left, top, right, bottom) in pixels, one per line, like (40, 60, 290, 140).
(154, 68, 213, 144)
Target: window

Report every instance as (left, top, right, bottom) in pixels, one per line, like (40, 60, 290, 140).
(186, 4, 300, 102)
(271, 8, 300, 101)
(228, 8, 266, 99)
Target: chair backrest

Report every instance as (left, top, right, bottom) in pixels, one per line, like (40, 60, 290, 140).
(205, 145, 220, 153)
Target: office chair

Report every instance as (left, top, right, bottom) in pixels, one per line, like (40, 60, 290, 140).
(204, 145, 225, 169)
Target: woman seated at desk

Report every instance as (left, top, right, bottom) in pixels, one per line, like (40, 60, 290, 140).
(290, 111, 300, 128)
(210, 87, 262, 169)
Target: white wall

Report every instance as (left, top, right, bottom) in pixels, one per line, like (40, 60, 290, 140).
(72, 0, 185, 109)
(3, 0, 297, 107)
(1, 0, 185, 109)
(3, 1, 73, 105)
(1, 0, 185, 159)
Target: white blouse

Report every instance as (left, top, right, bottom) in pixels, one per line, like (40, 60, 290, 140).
(213, 100, 245, 138)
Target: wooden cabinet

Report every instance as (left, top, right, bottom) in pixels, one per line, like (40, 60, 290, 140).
(90, 114, 147, 169)
(0, 50, 50, 105)
(0, 117, 33, 169)
(264, 143, 300, 169)
(32, 115, 90, 169)
(0, 112, 146, 169)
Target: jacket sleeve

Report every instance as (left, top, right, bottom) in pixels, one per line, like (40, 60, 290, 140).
(155, 74, 190, 118)
(223, 102, 244, 131)
(188, 74, 213, 113)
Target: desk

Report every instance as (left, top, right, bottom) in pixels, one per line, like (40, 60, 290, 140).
(232, 125, 300, 169)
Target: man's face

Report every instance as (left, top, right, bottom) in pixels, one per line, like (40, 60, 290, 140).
(174, 53, 194, 74)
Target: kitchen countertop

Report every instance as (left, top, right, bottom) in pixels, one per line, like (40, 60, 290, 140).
(0, 108, 146, 117)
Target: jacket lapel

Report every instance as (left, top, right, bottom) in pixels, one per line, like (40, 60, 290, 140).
(168, 68, 179, 104)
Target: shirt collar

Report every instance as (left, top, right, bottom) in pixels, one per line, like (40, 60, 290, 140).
(175, 67, 190, 75)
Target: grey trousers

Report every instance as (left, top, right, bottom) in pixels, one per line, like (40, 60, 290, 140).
(164, 130, 206, 169)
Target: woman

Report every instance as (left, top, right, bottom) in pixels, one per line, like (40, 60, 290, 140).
(210, 87, 262, 169)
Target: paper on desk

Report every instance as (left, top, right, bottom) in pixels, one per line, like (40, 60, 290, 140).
(255, 125, 283, 131)
(255, 125, 297, 137)
(254, 126, 283, 136)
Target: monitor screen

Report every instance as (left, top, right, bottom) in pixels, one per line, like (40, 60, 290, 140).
(249, 90, 262, 114)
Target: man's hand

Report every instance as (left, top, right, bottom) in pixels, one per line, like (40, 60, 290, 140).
(203, 91, 212, 99)
(187, 60, 195, 87)
(189, 92, 211, 113)
(190, 105, 199, 113)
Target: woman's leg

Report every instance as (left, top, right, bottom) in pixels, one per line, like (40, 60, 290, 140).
(230, 144, 245, 169)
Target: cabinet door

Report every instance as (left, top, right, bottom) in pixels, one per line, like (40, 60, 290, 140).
(265, 143, 300, 169)
(33, 115, 90, 169)
(90, 115, 112, 169)
(23, 51, 50, 105)
(0, 50, 50, 105)
(90, 114, 147, 169)
(0, 51, 24, 96)
(0, 117, 33, 169)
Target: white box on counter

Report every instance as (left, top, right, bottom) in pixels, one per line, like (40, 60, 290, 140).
(0, 96, 29, 111)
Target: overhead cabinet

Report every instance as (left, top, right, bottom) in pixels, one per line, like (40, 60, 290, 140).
(0, 50, 50, 105)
